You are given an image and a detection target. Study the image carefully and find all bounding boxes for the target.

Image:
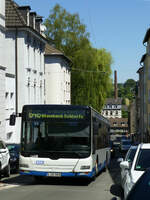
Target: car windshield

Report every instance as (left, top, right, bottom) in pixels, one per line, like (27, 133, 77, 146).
(126, 168, 150, 200)
(7, 144, 20, 153)
(135, 149, 150, 171)
(125, 148, 137, 162)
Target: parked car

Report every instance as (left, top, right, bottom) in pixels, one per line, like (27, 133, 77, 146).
(112, 168, 150, 200)
(119, 140, 132, 152)
(119, 145, 137, 189)
(120, 143, 150, 199)
(6, 143, 20, 172)
(0, 139, 10, 178)
(125, 167, 150, 200)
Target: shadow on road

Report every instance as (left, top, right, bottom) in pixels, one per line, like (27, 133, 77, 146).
(34, 177, 92, 186)
(108, 149, 125, 200)
(1, 173, 92, 187)
(1, 173, 34, 186)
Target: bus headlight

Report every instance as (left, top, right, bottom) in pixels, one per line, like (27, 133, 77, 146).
(80, 165, 90, 170)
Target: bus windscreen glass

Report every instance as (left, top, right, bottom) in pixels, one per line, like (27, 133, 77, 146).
(21, 108, 91, 158)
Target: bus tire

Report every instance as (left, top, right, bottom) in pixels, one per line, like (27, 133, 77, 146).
(106, 153, 110, 170)
(95, 158, 99, 176)
(104, 153, 109, 172)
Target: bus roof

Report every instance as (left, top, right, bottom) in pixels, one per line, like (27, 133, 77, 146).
(23, 104, 91, 110)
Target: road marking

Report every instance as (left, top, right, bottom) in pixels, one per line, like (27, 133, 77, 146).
(0, 183, 20, 190)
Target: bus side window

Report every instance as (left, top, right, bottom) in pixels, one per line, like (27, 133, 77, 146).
(93, 136, 96, 154)
(93, 117, 98, 135)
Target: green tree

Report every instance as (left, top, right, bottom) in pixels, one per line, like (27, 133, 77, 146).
(122, 110, 128, 118)
(44, 4, 90, 56)
(44, 4, 113, 111)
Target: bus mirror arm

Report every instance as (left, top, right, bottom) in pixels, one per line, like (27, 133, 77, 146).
(16, 113, 22, 117)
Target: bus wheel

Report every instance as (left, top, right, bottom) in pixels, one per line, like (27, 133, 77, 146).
(104, 153, 109, 171)
(95, 159, 99, 175)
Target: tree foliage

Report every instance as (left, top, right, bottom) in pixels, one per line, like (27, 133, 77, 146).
(122, 110, 128, 118)
(44, 4, 113, 112)
(118, 79, 136, 102)
(44, 4, 89, 56)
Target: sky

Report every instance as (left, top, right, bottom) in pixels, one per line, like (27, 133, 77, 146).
(15, 0, 150, 83)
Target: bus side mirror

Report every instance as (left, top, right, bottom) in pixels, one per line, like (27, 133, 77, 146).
(10, 114, 16, 126)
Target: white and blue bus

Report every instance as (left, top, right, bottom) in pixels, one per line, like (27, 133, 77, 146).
(11, 105, 111, 180)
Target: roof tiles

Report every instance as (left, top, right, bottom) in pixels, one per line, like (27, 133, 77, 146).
(6, 0, 27, 27)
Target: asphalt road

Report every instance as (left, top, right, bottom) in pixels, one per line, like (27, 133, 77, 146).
(0, 152, 124, 200)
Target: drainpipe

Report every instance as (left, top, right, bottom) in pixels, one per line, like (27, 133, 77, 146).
(15, 28, 18, 114)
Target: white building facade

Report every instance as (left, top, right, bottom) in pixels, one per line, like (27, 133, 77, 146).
(102, 98, 122, 119)
(0, 0, 72, 143)
(5, 0, 47, 143)
(45, 44, 71, 105)
(0, 0, 6, 140)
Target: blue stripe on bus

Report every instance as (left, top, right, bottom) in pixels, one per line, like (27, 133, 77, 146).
(20, 169, 95, 178)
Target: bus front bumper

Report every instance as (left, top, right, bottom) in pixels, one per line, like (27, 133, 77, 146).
(20, 169, 95, 178)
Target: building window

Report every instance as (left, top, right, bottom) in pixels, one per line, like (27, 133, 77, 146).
(10, 92, 14, 108)
(40, 80, 42, 103)
(116, 110, 118, 115)
(113, 122, 117, 126)
(121, 122, 125, 126)
(34, 79, 36, 103)
(5, 92, 9, 109)
(110, 111, 113, 115)
(106, 111, 108, 116)
(7, 132, 13, 140)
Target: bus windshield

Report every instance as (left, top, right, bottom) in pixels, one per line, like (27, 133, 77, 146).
(22, 120, 91, 158)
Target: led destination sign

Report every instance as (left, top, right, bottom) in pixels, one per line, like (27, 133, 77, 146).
(26, 110, 87, 120)
(28, 113, 84, 119)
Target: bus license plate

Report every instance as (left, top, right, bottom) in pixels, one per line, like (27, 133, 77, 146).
(47, 172, 61, 177)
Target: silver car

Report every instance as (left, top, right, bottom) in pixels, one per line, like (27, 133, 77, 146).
(0, 139, 10, 178)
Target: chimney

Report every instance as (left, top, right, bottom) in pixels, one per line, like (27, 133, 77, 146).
(30, 12, 36, 29)
(18, 6, 31, 26)
(114, 70, 118, 99)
